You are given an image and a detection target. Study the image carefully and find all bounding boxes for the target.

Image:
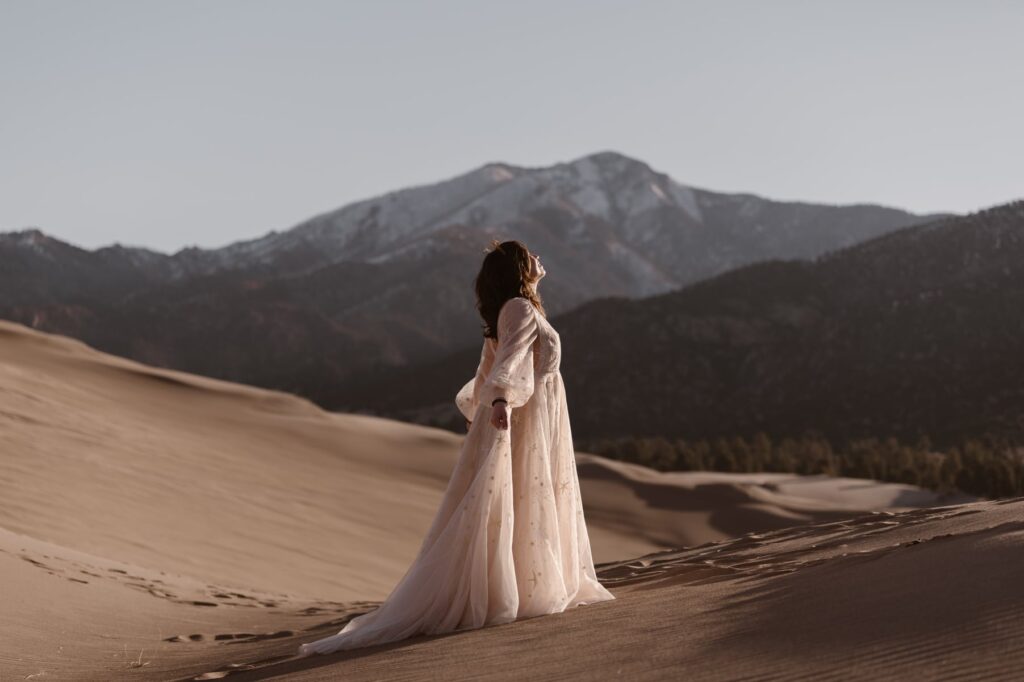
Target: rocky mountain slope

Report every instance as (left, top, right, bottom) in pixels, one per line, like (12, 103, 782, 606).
(0, 150, 942, 398)
(353, 201, 1024, 449)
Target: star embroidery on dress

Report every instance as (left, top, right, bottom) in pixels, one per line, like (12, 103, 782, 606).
(527, 569, 540, 589)
(557, 480, 570, 495)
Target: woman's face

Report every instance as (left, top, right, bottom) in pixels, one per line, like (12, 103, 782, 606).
(528, 251, 546, 282)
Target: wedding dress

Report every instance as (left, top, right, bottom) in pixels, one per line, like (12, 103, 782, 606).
(298, 296, 615, 657)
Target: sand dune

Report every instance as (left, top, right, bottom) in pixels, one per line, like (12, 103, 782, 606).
(274, 498, 1024, 681)
(0, 319, 1003, 681)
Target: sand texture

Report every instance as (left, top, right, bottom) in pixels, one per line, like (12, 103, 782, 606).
(2, 319, 1012, 682)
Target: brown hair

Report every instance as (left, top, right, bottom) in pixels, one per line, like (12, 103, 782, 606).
(474, 239, 546, 340)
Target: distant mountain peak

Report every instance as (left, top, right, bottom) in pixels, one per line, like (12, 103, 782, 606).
(2, 151, 956, 296)
(486, 164, 517, 181)
(2, 227, 47, 242)
(571, 149, 646, 167)
(0, 227, 71, 259)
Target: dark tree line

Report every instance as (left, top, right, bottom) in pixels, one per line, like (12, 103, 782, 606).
(576, 431, 1024, 500)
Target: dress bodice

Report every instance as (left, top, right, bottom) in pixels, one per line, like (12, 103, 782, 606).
(457, 297, 560, 416)
(532, 310, 561, 377)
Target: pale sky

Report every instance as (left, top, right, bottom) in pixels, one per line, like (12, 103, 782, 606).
(2, 0, 1022, 253)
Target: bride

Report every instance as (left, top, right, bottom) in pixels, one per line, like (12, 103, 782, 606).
(298, 239, 615, 657)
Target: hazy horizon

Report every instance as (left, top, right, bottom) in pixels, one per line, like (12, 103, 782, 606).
(2, 0, 1022, 253)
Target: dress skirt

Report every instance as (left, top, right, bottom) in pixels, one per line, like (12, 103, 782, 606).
(297, 370, 614, 657)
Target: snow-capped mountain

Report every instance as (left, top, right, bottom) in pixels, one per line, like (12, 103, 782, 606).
(0, 150, 948, 406)
(154, 150, 946, 297)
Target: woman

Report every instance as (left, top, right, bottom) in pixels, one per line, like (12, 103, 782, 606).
(298, 239, 615, 657)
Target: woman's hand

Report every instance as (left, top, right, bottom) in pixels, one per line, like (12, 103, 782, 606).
(489, 401, 510, 430)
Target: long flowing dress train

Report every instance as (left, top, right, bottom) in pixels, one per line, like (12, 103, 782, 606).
(297, 296, 614, 657)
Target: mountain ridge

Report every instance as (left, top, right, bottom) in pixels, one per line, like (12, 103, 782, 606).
(1, 149, 952, 407)
(344, 199, 1024, 450)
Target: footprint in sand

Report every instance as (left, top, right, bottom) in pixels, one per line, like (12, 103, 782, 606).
(227, 630, 294, 643)
(20, 554, 59, 572)
(165, 630, 294, 645)
(191, 653, 299, 679)
(192, 656, 294, 680)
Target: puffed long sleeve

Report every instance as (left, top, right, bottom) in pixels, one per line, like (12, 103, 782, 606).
(455, 336, 496, 421)
(479, 297, 539, 410)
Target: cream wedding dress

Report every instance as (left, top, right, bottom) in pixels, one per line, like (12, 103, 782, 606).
(298, 297, 614, 657)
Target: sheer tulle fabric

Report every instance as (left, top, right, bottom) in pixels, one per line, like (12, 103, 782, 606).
(298, 297, 614, 657)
